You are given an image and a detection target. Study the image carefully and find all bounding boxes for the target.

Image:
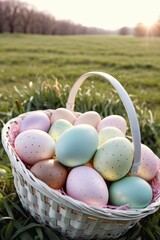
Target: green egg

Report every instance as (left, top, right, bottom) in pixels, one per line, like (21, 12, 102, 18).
(56, 124, 98, 167)
(109, 176, 153, 208)
(49, 119, 73, 141)
(93, 137, 134, 181)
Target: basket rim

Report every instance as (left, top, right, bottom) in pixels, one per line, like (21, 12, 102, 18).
(1, 112, 160, 221)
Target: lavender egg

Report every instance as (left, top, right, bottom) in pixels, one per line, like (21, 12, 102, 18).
(20, 111, 50, 133)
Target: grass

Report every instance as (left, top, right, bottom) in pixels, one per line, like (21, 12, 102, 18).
(0, 34, 160, 122)
(0, 33, 160, 239)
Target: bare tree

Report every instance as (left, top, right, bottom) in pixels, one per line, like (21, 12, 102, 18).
(38, 12, 55, 34)
(18, 3, 34, 33)
(3, 0, 21, 33)
(0, 0, 5, 33)
(152, 19, 160, 36)
(119, 27, 130, 35)
(134, 23, 147, 37)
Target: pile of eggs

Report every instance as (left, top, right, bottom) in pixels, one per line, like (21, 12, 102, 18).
(13, 108, 160, 209)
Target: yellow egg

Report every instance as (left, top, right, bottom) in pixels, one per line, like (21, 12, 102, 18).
(49, 119, 73, 141)
(98, 126, 125, 147)
(93, 137, 134, 181)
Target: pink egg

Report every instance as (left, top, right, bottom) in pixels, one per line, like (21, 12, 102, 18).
(97, 115, 127, 134)
(51, 108, 77, 124)
(74, 111, 101, 128)
(155, 157, 160, 181)
(19, 111, 50, 133)
(66, 166, 109, 206)
(15, 129, 55, 165)
(135, 144, 158, 181)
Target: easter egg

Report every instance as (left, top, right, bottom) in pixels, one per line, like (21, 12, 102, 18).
(134, 144, 158, 181)
(30, 159, 68, 189)
(19, 111, 50, 133)
(155, 157, 160, 181)
(109, 176, 153, 208)
(49, 119, 73, 141)
(66, 166, 109, 206)
(98, 126, 125, 147)
(74, 111, 101, 128)
(15, 129, 55, 165)
(97, 115, 127, 134)
(93, 137, 134, 181)
(55, 124, 98, 167)
(51, 108, 77, 124)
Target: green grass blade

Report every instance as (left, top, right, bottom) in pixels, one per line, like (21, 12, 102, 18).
(2, 199, 14, 219)
(0, 217, 14, 222)
(11, 223, 45, 240)
(35, 227, 44, 240)
(44, 227, 62, 240)
(4, 220, 14, 240)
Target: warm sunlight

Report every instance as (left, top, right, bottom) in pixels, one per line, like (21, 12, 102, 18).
(19, 0, 160, 30)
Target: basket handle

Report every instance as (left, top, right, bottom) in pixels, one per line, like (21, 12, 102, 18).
(66, 71, 141, 175)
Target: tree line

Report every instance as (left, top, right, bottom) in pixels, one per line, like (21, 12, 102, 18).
(0, 0, 110, 35)
(0, 0, 160, 36)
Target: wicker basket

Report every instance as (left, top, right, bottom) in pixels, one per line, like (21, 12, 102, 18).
(2, 71, 160, 240)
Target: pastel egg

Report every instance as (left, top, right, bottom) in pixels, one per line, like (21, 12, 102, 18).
(109, 176, 153, 208)
(66, 166, 109, 206)
(56, 124, 98, 167)
(134, 144, 158, 181)
(48, 119, 73, 141)
(98, 126, 125, 147)
(30, 159, 68, 189)
(19, 111, 50, 133)
(93, 137, 134, 181)
(15, 129, 55, 165)
(97, 115, 127, 134)
(155, 157, 160, 181)
(50, 108, 77, 124)
(74, 111, 101, 128)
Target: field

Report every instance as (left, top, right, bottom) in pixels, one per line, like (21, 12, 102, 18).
(0, 34, 160, 239)
(0, 34, 160, 123)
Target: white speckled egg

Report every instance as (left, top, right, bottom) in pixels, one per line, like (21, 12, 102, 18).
(51, 108, 77, 124)
(134, 144, 158, 181)
(97, 115, 127, 134)
(19, 111, 50, 133)
(56, 124, 98, 167)
(15, 129, 55, 165)
(93, 137, 134, 181)
(49, 119, 73, 141)
(109, 176, 153, 208)
(98, 126, 125, 147)
(66, 166, 109, 206)
(74, 111, 101, 128)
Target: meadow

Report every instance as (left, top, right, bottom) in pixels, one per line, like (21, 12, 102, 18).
(0, 34, 160, 239)
(0, 34, 160, 122)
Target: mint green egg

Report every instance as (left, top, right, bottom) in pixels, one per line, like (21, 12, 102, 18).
(56, 124, 98, 167)
(109, 176, 153, 208)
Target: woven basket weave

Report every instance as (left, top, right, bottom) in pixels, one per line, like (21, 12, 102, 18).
(2, 71, 160, 240)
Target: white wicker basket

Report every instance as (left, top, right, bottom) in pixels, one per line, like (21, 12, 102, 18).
(2, 72, 160, 240)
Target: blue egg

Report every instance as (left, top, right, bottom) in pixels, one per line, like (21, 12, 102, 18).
(55, 124, 98, 167)
(109, 176, 153, 208)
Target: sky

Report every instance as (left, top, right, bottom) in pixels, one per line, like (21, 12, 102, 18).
(20, 0, 160, 30)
